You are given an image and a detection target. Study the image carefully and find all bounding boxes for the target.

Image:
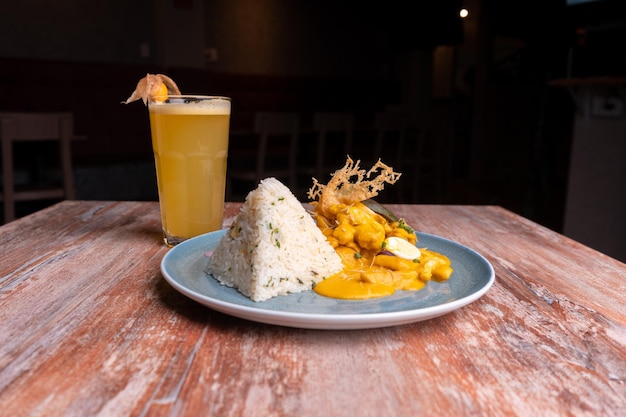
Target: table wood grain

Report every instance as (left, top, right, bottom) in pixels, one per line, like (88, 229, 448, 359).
(1, 201, 625, 417)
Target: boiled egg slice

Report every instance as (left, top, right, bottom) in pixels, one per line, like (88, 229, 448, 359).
(384, 236, 421, 261)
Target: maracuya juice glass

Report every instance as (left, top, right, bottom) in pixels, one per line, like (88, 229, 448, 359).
(148, 95, 231, 246)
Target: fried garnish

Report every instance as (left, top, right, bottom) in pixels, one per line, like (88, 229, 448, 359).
(122, 73, 181, 105)
(308, 157, 401, 218)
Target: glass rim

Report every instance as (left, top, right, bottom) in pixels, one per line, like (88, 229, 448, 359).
(152, 94, 231, 103)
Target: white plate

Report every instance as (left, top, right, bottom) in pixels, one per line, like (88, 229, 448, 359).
(161, 230, 495, 330)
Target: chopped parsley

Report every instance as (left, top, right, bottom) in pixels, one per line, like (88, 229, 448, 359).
(398, 219, 415, 234)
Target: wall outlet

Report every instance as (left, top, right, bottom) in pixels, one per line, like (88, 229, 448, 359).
(203, 47, 218, 63)
(140, 42, 150, 59)
(591, 96, 624, 117)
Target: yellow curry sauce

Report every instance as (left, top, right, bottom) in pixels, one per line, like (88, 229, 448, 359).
(312, 201, 453, 300)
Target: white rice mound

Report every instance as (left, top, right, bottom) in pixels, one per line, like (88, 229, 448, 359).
(207, 177, 344, 302)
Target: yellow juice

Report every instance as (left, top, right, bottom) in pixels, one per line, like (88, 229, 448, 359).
(148, 96, 231, 245)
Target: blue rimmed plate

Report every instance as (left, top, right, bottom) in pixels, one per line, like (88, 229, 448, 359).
(161, 230, 495, 330)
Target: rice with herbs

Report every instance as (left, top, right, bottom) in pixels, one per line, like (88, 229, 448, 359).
(206, 177, 343, 302)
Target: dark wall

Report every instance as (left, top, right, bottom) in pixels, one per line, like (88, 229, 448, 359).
(0, 0, 155, 64)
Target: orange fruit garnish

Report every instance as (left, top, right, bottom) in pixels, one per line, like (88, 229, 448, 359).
(122, 73, 181, 105)
(151, 82, 169, 103)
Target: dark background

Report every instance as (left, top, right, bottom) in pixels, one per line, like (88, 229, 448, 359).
(1, 0, 625, 257)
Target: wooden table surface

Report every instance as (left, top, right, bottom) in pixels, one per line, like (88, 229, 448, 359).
(1, 201, 625, 417)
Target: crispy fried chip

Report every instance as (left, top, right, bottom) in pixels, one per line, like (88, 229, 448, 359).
(122, 73, 181, 105)
(308, 157, 401, 216)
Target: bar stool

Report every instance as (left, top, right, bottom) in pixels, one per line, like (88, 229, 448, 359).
(374, 110, 408, 164)
(373, 110, 412, 202)
(0, 112, 76, 223)
(227, 112, 300, 200)
(374, 109, 443, 202)
(306, 112, 354, 182)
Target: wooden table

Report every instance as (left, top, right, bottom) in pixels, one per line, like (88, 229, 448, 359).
(1, 201, 625, 416)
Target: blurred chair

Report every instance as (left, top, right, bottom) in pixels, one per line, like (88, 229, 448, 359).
(373, 109, 443, 202)
(302, 112, 354, 183)
(227, 112, 300, 200)
(0, 112, 76, 223)
(374, 110, 408, 166)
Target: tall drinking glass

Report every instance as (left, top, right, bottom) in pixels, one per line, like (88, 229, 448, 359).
(148, 95, 231, 246)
